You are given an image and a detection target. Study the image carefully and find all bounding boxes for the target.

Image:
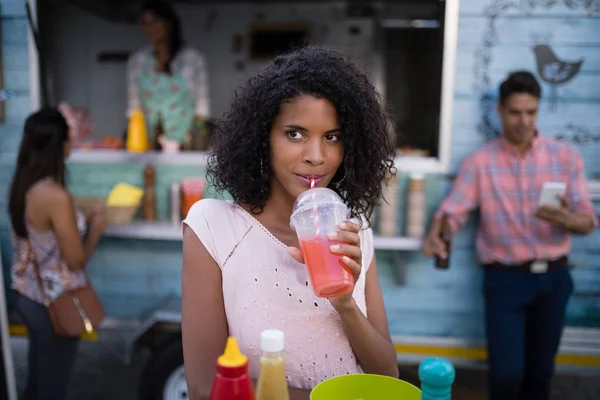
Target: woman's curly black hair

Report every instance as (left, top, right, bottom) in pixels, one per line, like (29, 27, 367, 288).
(207, 45, 396, 225)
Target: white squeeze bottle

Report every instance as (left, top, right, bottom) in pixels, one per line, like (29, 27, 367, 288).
(255, 329, 290, 400)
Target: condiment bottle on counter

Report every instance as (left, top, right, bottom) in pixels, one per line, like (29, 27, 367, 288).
(169, 182, 181, 225)
(419, 357, 455, 400)
(142, 165, 157, 221)
(154, 113, 164, 151)
(126, 109, 149, 153)
(406, 173, 426, 238)
(209, 337, 255, 400)
(434, 214, 451, 269)
(190, 119, 210, 151)
(378, 171, 398, 237)
(180, 178, 204, 219)
(255, 329, 289, 400)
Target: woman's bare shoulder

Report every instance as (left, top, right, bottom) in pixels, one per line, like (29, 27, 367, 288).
(28, 179, 72, 208)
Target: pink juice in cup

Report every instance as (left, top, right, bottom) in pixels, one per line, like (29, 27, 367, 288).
(290, 188, 354, 298)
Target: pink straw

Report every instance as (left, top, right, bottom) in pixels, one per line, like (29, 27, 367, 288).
(310, 179, 320, 237)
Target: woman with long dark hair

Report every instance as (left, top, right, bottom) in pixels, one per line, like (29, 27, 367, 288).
(8, 109, 106, 399)
(127, 0, 210, 149)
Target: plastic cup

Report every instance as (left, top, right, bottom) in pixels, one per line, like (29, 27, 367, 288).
(290, 188, 354, 298)
(310, 374, 421, 399)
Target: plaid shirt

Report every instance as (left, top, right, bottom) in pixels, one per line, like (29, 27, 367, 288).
(436, 133, 599, 265)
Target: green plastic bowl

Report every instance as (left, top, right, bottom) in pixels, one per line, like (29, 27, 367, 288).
(310, 374, 421, 400)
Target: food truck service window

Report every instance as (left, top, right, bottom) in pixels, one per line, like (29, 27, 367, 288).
(26, 0, 458, 172)
(377, 0, 459, 174)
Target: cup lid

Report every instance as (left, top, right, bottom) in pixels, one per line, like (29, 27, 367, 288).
(418, 357, 456, 385)
(292, 188, 345, 211)
(290, 188, 349, 228)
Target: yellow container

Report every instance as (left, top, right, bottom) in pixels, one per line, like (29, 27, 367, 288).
(310, 374, 421, 400)
(126, 109, 149, 152)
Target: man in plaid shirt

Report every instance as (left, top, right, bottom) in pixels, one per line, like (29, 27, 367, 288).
(422, 71, 598, 400)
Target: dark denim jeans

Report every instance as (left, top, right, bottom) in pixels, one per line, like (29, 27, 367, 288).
(483, 267, 573, 400)
(15, 293, 79, 400)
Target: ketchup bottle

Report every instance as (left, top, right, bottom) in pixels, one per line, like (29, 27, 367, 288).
(434, 214, 451, 270)
(209, 337, 255, 400)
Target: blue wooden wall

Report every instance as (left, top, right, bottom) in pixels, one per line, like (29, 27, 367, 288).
(0, 0, 29, 306)
(1, 0, 599, 339)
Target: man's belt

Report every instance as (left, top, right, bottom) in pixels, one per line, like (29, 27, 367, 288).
(484, 255, 570, 274)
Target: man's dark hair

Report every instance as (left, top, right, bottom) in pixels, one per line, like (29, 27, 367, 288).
(499, 71, 542, 105)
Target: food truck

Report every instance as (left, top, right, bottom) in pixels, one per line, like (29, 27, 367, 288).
(1, 0, 599, 398)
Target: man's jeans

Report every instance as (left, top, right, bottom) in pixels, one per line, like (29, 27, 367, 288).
(483, 266, 573, 400)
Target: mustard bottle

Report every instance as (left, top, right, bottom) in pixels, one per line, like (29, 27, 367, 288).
(255, 330, 289, 400)
(126, 109, 149, 152)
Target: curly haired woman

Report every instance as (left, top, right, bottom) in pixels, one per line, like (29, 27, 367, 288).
(181, 45, 398, 399)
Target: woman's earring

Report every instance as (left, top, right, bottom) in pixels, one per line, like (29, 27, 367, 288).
(259, 158, 270, 195)
(335, 173, 346, 188)
(260, 158, 266, 179)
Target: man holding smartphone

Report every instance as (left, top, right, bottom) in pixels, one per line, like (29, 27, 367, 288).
(422, 71, 598, 400)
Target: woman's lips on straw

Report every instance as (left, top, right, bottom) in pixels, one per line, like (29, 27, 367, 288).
(296, 174, 323, 185)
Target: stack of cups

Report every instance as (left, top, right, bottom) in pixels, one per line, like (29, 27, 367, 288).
(378, 172, 398, 237)
(406, 173, 426, 238)
(180, 178, 205, 219)
(290, 188, 354, 298)
(169, 182, 181, 225)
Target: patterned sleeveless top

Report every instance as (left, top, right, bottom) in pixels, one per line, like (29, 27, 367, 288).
(11, 207, 88, 304)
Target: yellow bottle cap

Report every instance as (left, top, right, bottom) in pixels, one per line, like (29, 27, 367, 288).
(217, 337, 247, 368)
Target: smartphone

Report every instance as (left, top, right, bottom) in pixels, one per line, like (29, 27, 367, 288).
(538, 182, 567, 208)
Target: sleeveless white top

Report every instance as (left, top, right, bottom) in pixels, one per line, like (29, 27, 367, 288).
(183, 199, 374, 389)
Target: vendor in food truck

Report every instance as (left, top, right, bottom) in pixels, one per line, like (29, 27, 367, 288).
(126, 0, 210, 148)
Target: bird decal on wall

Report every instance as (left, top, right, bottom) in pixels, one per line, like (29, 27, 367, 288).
(533, 44, 584, 112)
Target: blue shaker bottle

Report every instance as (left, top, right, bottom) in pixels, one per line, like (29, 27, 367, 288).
(419, 357, 456, 400)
